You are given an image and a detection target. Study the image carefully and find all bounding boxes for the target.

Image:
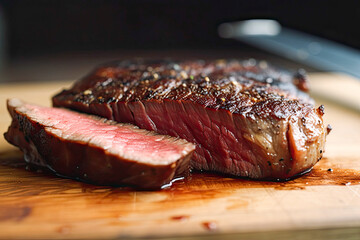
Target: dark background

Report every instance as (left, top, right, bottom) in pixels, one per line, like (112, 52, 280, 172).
(1, 0, 360, 82)
(2, 0, 360, 58)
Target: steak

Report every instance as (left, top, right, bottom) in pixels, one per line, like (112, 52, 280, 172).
(53, 59, 328, 180)
(4, 98, 195, 189)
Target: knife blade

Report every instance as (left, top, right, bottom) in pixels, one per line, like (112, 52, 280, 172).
(218, 20, 360, 80)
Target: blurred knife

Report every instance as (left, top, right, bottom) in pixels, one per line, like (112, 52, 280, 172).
(218, 19, 360, 79)
(218, 20, 360, 112)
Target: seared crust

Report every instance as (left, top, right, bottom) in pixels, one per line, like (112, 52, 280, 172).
(53, 59, 313, 119)
(52, 59, 328, 180)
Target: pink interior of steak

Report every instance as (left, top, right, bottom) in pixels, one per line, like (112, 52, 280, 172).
(52, 60, 327, 180)
(10, 99, 194, 165)
(113, 98, 324, 179)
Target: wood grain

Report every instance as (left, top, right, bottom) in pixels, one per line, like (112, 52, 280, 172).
(0, 74, 360, 239)
(310, 73, 360, 112)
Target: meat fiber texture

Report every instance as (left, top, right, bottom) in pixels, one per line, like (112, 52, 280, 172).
(4, 99, 195, 189)
(53, 59, 329, 180)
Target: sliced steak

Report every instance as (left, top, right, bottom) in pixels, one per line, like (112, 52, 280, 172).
(4, 98, 195, 189)
(53, 59, 328, 180)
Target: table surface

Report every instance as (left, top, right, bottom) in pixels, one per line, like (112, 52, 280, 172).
(0, 73, 360, 240)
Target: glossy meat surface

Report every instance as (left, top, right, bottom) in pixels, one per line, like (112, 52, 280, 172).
(53, 59, 328, 180)
(4, 99, 195, 189)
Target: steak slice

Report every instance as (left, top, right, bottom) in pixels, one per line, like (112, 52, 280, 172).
(53, 59, 328, 180)
(4, 98, 195, 189)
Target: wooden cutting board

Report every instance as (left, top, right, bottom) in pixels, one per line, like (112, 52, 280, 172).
(0, 73, 360, 240)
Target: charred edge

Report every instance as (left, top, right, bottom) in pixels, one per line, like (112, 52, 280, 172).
(190, 166, 313, 182)
(273, 167, 313, 182)
(326, 124, 332, 135)
(292, 69, 309, 92)
(317, 105, 325, 116)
